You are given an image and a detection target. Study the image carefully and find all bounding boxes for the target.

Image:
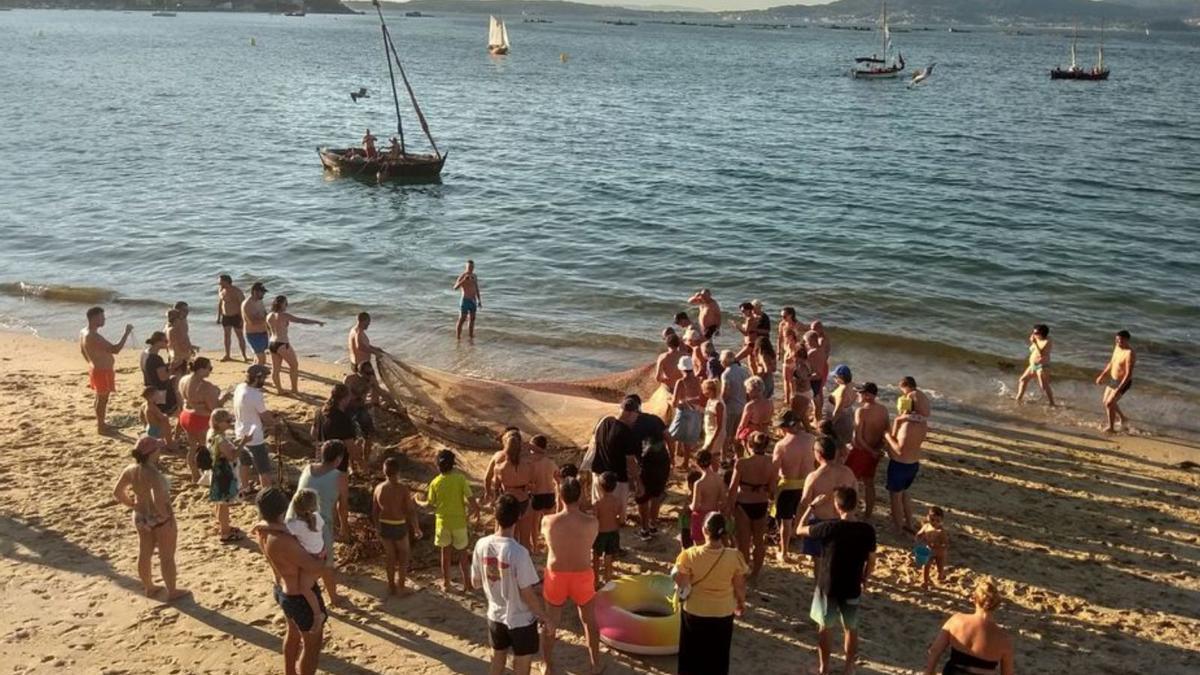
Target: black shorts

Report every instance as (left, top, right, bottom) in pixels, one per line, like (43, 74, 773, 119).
(221, 314, 244, 329)
(274, 584, 327, 632)
(593, 530, 620, 556)
(488, 620, 539, 656)
(637, 448, 670, 504)
(775, 489, 803, 521)
(703, 325, 718, 340)
(357, 361, 376, 378)
(353, 406, 375, 437)
(531, 493, 556, 512)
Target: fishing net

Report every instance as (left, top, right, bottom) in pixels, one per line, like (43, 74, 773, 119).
(375, 353, 669, 450)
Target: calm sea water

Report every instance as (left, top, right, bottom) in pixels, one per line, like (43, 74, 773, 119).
(1, 10, 1198, 434)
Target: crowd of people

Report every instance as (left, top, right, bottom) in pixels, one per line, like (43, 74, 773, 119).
(86, 271, 1148, 674)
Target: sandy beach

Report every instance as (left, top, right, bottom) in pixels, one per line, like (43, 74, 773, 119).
(2, 330, 1198, 674)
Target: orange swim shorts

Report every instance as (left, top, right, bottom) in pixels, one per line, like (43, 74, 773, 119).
(543, 568, 596, 607)
(89, 368, 116, 394)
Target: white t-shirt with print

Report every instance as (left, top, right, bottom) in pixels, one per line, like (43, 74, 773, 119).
(471, 534, 540, 628)
(233, 383, 268, 445)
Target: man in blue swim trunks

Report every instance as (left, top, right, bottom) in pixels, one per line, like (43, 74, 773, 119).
(453, 260, 482, 341)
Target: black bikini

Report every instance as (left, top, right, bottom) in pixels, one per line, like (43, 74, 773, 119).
(944, 647, 999, 674)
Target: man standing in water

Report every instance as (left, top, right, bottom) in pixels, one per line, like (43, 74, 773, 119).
(453, 260, 482, 340)
(242, 282, 270, 366)
(216, 274, 247, 362)
(1096, 330, 1136, 433)
(541, 477, 604, 675)
(80, 306, 133, 434)
(687, 288, 722, 340)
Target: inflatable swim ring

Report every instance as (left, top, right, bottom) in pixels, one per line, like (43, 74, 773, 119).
(593, 574, 680, 656)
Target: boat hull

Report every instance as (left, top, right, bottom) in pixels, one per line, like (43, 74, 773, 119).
(852, 67, 903, 79)
(318, 147, 445, 183)
(1050, 69, 1109, 80)
(488, 45, 509, 55)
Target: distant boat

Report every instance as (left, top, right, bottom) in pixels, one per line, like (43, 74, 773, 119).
(1051, 22, 1109, 81)
(317, 0, 445, 183)
(852, 1, 905, 79)
(488, 15, 510, 55)
(284, 10, 306, 17)
(151, 12, 176, 17)
(405, 11, 427, 18)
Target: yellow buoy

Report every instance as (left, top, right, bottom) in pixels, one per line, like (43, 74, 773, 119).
(560, 52, 568, 63)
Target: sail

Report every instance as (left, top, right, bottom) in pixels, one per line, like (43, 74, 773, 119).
(488, 15, 505, 48)
(500, 21, 510, 49)
(1069, 40, 1077, 69)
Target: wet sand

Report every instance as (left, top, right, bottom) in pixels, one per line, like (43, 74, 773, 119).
(1, 331, 1197, 674)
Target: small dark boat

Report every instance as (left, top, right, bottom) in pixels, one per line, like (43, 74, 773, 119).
(285, 10, 306, 17)
(317, 148, 446, 182)
(319, 0, 446, 183)
(1051, 22, 1109, 81)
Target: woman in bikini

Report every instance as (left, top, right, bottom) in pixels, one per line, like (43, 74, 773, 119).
(178, 357, 228, 483)
(728, 432, 775, 584)
(113, 436, 188, 601)
(493, 429, 536, 549)
(751, 336, 778, 401)
(735, 376, 773, 455)
(924, 578, 1014, 674)
(266, 295, 325, 395)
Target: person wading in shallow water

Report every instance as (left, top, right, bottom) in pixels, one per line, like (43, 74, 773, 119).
(216, 274, 248, 362)
(1096, 329, 1136, 434)
(453, 260, 482, 340)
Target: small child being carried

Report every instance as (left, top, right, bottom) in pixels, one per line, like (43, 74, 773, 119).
(285, 488, 327, 631)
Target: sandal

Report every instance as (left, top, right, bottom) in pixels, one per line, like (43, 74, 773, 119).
(220, 528, 246, 544)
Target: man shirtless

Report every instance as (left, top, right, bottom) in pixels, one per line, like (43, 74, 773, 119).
(80, 306, 133, 434)
(1096, 330, 1136, 433)
(453, 260, 482, 340)
(796, 436, 856, 573)
(805, 329, 830, 401)
(884, 376, 930, 534)
(844, 383, 890, 518)
(242, 282, 270, 365)
(348, 312, 384, 370)
(654, 333, 687, 392)
(688, 450, 727, 546)
(773, 410, 815, 562)
(166, 301, 194, 373)
(217, 274, 247, 362)
(687, 288, 722, 340)
(255, 488, 327, 675)
(541, 477, 604, 675)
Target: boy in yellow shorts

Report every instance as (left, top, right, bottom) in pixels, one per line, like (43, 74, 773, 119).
(422, 449, 480, 592)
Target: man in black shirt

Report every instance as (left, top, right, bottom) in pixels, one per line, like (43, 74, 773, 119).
(797, 486, 876, 675)
(589, 395, 642, 509)
(629, 401, 670, 541)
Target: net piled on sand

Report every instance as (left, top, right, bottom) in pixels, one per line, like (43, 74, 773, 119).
(376, 354, 668, 450)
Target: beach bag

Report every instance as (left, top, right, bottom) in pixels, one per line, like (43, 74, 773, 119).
(196, 443, 213, 471)
(579, 416, 613, 473)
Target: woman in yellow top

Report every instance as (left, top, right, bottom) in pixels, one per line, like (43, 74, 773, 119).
(672, 512, 748, 675)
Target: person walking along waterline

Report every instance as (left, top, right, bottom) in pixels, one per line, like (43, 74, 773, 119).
(1096, 329, 1136, 433)
(217, 274, 247, 362)
(673, 512, 748, 675)
(1015, 324, 1055, 407)
(924, 578, 1015, 675)
(112, 436, 188, 601)
(796, 486, 877, 675)
(80, 306, 133, 435)
(454, 260, 482, 340)
(541, 477, 604, 675)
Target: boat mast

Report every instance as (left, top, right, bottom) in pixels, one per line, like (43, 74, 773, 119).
(880, 1, 889, 61)
(374, 0, 405, 153)
(1070, 23, 1078, 70)
(1098, 20, 1105, 71)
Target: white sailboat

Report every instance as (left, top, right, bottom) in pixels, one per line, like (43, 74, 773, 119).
(488, 15, 510, 55)
(852, 1, 905, 79)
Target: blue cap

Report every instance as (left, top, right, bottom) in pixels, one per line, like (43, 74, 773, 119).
(833, 364, 852, 382)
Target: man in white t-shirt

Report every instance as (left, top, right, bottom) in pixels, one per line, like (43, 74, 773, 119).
(233, 364, 276, 491)
(472, 494, 546, 675)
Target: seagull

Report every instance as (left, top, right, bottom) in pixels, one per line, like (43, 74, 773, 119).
(350, 87, 370, 103)
(909, 63, 936, 88)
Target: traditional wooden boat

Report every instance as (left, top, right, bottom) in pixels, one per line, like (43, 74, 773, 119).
(318, 0, 446, 183)
(852, 1, 904, 79)
(1051, 23, 1109, 80)
(488, 15, 510, 55)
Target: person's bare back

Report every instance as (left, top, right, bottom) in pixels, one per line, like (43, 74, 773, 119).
(774, 431, 815, 481)
(855, 401, 889, 451)
(594, 493, 621, 533)
(803, 464, 856, 520)
(690, 472, 726, 514)
(374, 480, 410, 523)
(544, 508, 599, 572)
